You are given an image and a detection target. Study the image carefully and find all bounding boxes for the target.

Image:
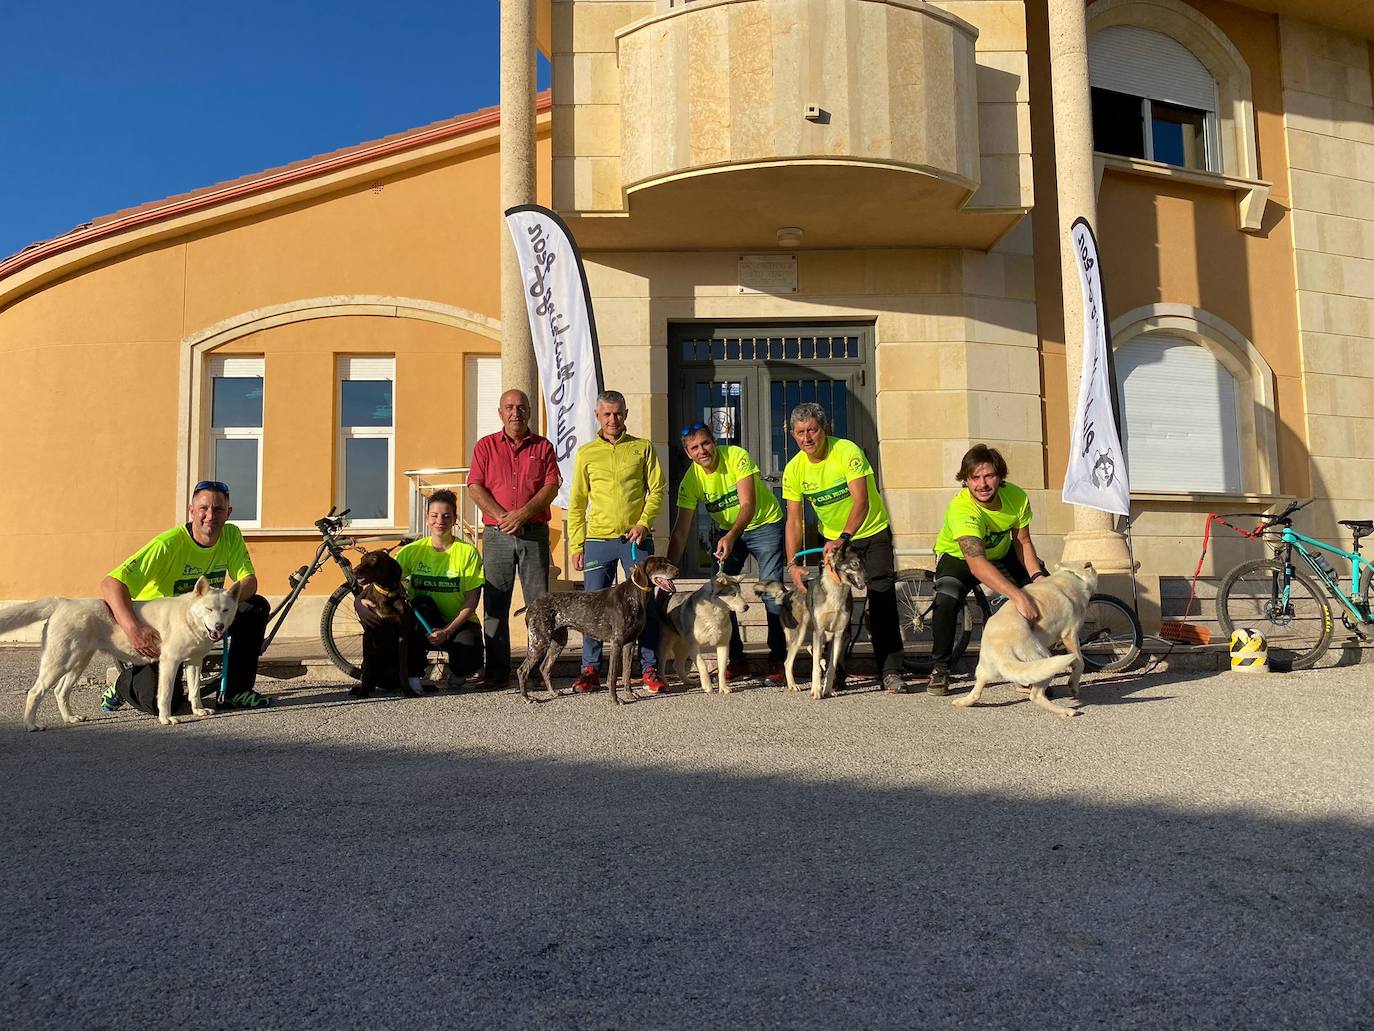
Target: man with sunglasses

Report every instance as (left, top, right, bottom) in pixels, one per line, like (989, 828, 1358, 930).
(98, 480, 273, 715)
(666, 422, 788, 683)
(568, 389, 669, 694)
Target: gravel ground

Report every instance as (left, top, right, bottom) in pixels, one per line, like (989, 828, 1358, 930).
(1, 649, 1372, 1030)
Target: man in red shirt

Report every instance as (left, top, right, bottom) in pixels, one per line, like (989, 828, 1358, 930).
(467, 389, 561, 690)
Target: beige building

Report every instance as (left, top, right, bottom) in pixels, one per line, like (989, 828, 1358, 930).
(3, 0, 1374, 642)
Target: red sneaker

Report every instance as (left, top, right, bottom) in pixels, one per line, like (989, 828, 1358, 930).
(572, 666, 601, 693)
(724, 658, 751, 682)
(642, 666, 669, 694)
(765, 660, 786, 685)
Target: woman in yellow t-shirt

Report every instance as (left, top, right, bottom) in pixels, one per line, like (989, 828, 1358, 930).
(355, 489, 484, 696)
(928, 444, 1048, 696)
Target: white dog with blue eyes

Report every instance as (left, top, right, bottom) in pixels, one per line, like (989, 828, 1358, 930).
(0, 577, 242, 730)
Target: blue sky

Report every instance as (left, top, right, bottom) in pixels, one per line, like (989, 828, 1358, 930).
(0, 1, 545, 260)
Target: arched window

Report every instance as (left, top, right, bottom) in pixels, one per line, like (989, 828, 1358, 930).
(1089, 25, 1218, 171)
(1116, 334, 1241, 492)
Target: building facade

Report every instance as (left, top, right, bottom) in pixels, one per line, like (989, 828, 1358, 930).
(2, 0, 1373, 640)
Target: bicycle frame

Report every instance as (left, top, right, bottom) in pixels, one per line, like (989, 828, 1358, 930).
(1274, 527, 1372, 625)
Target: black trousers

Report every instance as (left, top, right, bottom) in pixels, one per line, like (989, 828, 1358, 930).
(931, 550, 1032, 671)
(850, 528, 904, 676)
(409, 595, 483, 677)
(114, 595, 270, 714)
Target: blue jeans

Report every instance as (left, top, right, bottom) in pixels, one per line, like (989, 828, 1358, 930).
(580, 537, 660, 673)
(721, 520, 787, 662)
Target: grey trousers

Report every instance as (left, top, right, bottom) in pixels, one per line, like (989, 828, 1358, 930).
(482, 521, 551, 681)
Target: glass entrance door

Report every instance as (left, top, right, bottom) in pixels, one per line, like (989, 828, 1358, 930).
(669, 325, 876, 577)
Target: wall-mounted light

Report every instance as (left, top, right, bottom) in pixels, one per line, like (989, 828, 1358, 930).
(776, 227, 804, 248)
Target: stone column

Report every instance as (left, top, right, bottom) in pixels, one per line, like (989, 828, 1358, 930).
(1047, 0, 1133, 572)
(500, 0, 538, 405)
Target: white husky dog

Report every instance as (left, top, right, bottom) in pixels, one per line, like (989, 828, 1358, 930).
(659, 572, 751, 694)
(0, 577, 242, 731)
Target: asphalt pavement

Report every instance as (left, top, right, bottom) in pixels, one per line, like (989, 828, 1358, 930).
(1, 649, 1371, 1030)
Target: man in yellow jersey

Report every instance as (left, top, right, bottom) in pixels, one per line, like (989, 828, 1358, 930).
(928, 443, 1047, 696)
(567, 389, 669, 694)
(98, 480, 272, 714)
(388, 489, 485, 695)
(781, 402, 906, 694)
(666, 422, 787, 683)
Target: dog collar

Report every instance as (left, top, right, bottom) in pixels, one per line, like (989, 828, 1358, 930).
(1058, 568, 1089, 586)
(630, 565, 651, 592)
(368, 583, 400, 598)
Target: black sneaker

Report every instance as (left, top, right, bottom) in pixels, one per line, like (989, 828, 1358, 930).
(100, 685, 124, 713)
(926, 669, 950, 697)
(883, 672, 909, 695)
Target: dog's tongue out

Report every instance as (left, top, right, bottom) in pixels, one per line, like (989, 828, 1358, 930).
(653, 576, 676, 594)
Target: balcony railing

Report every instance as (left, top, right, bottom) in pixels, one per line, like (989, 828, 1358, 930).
(401, 467, 479, 542)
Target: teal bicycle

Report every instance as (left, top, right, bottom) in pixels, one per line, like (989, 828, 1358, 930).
(1215, 498, 1373, 670)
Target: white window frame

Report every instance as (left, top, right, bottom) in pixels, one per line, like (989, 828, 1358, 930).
(207, 355, 264, 528)
(337, 356, 396, 528)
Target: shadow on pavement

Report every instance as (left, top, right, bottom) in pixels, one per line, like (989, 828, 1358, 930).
(1, 693, 1370, 1030)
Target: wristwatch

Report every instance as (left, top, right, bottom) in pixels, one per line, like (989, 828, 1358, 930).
(838, 532, 853, 542)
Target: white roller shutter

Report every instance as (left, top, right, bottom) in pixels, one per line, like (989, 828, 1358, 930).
(1089, 25, 1217, 113)
(464, 356, 502, 452)
(208, 355, 264, 378)
(1116, 334, 1241, 493)
(339, 356, 394, 380)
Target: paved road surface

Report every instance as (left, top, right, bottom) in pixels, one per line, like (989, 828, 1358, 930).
(2, 650, 1371, 1029)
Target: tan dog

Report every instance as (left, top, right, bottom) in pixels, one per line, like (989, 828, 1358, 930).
(954, 563, 1098, 718)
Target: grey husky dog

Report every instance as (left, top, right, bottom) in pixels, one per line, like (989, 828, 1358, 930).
(0, 577, 243, 730)
(659, 572, 752, 694)
(761, 544, 867, 700)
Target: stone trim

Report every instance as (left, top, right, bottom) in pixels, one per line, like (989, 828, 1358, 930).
(175, 296, 501, 523)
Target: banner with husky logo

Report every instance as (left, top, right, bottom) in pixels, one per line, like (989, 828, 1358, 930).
(503, 204, 604, 508)
(1062, 217, 1131, 517)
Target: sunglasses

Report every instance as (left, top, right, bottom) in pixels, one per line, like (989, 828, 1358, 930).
(193, 480, 231, 496)
(679, 421, 710, 439)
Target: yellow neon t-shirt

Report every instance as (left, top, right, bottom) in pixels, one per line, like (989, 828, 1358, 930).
(109, 523, 255, 600)
(934, 483, 1033, 561)
(781, 437, 889, 541)
(395, 538, 484, 625)
(677, 445, 783, 532)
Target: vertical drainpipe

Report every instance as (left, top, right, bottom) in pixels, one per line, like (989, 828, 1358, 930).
(500, 0, 538, 406)
(1047, 0, 1134, 573)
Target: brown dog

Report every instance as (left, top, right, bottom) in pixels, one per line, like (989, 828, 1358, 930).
(353, 550, 410, 696)
(518, 556, 678, 705)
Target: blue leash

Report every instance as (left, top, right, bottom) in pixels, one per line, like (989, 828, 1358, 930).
(216, 632, 230, 705)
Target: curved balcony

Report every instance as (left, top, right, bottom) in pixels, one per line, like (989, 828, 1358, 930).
(611, 0, 984, 249)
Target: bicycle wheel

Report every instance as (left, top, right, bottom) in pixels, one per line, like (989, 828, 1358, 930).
(321, 583, 365, 681)
(1216, 559, 1333, 671)
(894, 570, 971, 673)
(1078, 594, 1142, 673)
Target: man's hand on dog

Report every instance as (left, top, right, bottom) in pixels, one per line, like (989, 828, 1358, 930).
(353, 596, 385, 630)
(1011, 590, 1041, 624)
(789, 563, 809, 594)
(127, 620, 162, 659)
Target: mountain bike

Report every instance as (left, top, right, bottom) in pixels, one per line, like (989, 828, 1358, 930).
(257, 508, 409, 680)
(893, 568, 1142, 674)
(1215, 498, 1373, 671)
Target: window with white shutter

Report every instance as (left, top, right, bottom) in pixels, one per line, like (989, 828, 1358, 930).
(337, 357, 395, 526)
(1089, 25, 1219, 172)
(1116, 334, 1241, 493)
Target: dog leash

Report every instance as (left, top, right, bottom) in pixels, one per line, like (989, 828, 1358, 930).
(216, 632, 231, 706)
(791, 545, 843, 583)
